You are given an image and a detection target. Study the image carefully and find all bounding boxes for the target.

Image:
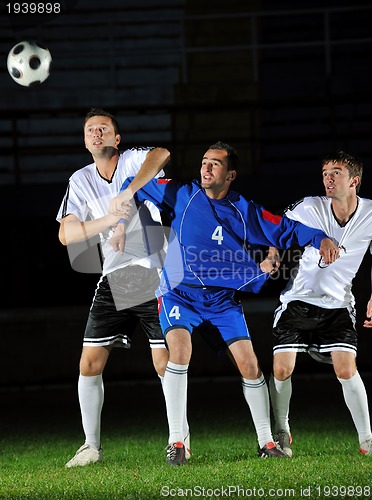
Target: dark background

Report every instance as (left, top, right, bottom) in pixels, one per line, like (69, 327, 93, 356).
(0, 0, 371, 388)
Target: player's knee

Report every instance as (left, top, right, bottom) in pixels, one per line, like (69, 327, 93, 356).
(273, 363, 293, 381)
(238, 359, 260, 379)
(167, 334, 192, 365)
(335, 366, 355, 380)
(80, 358, 105, 376)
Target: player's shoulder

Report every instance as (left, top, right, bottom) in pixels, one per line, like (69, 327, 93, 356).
(69, 161, 96, 181)
(285, 195, 328, 212)
(177, 179, 200, 196)
(120, 146, 153, 158)
(227, 189, 243, 203)
(358, 196, 372, 209)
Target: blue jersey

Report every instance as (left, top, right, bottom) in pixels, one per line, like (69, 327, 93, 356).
(121, 178, 328, 294)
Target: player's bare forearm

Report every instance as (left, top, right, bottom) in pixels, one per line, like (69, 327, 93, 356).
(319, 238, 340, 264)
(58, 212, 123, 246)
(129, 147, 170, 193)
(109, 147, 170, 216)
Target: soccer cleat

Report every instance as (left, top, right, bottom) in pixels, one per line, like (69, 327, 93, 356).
(258, 441, 288, 458)
(275, 430, 293, 458)
(184, 432, 191, 460)
(65, 444, 103, 467)
(166, 441, 187, 466)
(360, 438, 372, 455)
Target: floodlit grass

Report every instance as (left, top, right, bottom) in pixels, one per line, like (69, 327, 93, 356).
(0, 377, 371, 499)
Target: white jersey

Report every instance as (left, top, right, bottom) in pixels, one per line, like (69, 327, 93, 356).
(280, 196, 372, 309)
(56, 148, 166, 276)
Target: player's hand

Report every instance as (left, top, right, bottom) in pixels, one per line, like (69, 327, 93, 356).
(363, 298, 372, 328)
(260, 247, 280, 275)
(109, 188, 134, 216)
(108, 223, 126, 253)
(319, 238, 340, 265)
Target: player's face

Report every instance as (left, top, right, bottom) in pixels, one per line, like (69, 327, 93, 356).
(322, 161, 359, 199)
(84, 116, 120, 157)
(200, 149, 236, 197)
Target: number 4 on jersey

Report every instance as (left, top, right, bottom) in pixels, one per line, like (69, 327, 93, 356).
(212, 225, 224, 245)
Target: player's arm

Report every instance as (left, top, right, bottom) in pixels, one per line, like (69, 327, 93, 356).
(248, 204, 339, 264)
(280, 216, 339, 264)
(109, 147, 170, 216)
(58, 208, 130, 246)
(108, 178, 179, 253)
(363, 264, 372, 329)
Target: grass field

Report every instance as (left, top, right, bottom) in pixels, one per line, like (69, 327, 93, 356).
(0, 375, 371, 499)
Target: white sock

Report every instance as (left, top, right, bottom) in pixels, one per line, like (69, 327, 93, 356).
(163, 362, 188, 444)
(159, 374, 189, 441)
(78, 374, 104, 450)
(269, 374, 292, 434)
(242, 375, 273, 448)
(338, 371, 372, 444)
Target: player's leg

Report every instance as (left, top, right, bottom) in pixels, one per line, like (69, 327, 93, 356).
(65, 345, 110, 467)
(138, 295, 190, 458)
(137, 297, 168, 377)
(270, 351, 296, 457)
(316, 307, 372, 454)
(163, 327, 191, 465)
(151, 347, 168, 377)
(158, 289, 198, 465)
(269, 301, 310, 457)
(228, 339, 287, 458)
(201, 290, 285, 457)
(151, 345, 191, 459)
(66, 272, 133, 467)
(332, 351, 372, 454)
(271, 352, 297, 433)
(79, 345, 111, 446)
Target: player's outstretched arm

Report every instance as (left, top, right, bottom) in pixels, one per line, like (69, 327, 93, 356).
(109, 147, 170, 216)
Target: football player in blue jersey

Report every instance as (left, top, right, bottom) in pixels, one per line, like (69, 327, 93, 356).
(108, 141, 339, 464)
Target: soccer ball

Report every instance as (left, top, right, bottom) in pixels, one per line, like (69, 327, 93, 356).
(7, 40, 52, 87)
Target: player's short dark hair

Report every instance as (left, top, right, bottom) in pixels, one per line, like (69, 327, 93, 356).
(83, 108, 120, 136)
(322, 150, 363, 193)
(208, 141, 239, 171)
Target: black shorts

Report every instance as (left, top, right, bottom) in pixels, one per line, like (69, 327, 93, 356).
(273, 300, 357, 363)
(83, 266, 165, 349)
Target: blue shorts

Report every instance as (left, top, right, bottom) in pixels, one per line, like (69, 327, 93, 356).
(157, 285, 251, 348)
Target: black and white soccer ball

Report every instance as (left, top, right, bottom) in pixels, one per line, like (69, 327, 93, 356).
(7, 41, 52, 87)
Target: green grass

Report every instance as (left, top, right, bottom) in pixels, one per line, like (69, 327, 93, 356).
(0, 377, 371, 499)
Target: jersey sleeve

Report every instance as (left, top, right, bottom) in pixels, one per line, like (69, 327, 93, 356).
(246, 202, 328, 249)
(124, 147, 165, 179)
(56, 177, 89, 222)
(120, 177, 180, 217)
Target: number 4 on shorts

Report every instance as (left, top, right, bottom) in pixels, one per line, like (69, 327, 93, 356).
(169, 305, 181, 320)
